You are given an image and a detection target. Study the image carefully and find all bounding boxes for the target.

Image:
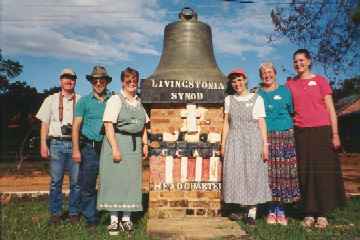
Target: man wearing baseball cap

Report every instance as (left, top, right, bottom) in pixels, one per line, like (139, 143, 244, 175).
(72, 65, 112, 230)
(36, 68, 81, 225)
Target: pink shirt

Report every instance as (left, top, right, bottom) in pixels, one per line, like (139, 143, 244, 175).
(286, 75, 332, 128)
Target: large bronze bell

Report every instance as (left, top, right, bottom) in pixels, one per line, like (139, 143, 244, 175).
(141, 7, 226, 104)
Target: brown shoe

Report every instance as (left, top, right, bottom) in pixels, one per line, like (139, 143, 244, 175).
(69, 214, 80, 224)
(49, 215, 62, 225)
(86, 223, 97, 234)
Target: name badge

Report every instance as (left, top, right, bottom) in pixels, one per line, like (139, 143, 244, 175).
(308, 80, 317, 86)
(273, 95, 282, 100)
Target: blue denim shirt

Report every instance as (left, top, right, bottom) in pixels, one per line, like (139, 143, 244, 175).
(75, 91, 111, 141)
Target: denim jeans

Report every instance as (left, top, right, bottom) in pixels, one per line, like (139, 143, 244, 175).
(78, 142, 100, 224)
(49, 139, 80, 216)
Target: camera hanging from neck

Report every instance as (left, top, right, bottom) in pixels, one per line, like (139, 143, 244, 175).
(58, 92, 76, 123)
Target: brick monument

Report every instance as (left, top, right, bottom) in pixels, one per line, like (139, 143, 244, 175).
(141, 7, 227, 218)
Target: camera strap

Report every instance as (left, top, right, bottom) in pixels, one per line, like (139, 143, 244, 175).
(58, 92, 76, 124)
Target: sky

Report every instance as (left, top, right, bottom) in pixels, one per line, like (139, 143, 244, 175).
(1, 0, 353, 95)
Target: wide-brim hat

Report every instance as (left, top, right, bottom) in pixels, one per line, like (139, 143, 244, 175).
(86, 65, 112, 83)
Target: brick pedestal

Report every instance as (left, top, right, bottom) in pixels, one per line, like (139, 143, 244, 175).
(148, 105, 224, 218)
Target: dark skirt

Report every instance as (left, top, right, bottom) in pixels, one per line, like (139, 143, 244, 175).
(294, 126, 345, 216)
(268, 129, 301, 203)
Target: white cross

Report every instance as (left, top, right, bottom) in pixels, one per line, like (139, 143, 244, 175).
(180, 104, 201, 133)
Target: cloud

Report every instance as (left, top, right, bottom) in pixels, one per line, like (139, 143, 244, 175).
(203, 2, 281, 59)
(1, 0, 167, 62)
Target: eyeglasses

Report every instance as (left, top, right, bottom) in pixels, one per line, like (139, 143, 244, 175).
(124, 79, 138, 85)
(92, 78, 107, 85)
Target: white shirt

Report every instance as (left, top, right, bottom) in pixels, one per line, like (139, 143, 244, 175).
(224, 93, 266, 119)
(36, 92, 81, 137)
(103, 90, 150, 123)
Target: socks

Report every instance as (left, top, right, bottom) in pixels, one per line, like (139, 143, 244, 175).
(110, 211, 118, 223)
(276, 206, 285, 217)
(247, 207, 257, 219)
(110, 211, 132, 223)
(269, 204, 277, 214)
(122, 212, 131, 222)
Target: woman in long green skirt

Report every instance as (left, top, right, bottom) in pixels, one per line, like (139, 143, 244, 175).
(98, 67, 149, 236)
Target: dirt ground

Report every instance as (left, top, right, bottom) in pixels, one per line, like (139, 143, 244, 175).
(0, 154, 359, 195)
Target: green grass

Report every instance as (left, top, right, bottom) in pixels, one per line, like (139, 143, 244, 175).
(1, 197, 360, 240)
(1, 198, 155, 240)
(238, 197, 360, 240)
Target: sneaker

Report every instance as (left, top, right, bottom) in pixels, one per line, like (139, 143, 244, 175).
(107, 222, 120, 236)
(122, 221, 134, 232)
(266, 213, 277, 225)
(314, 217, 328, 229)
(301, 216, 315, 228)
(276, 214, 288, 226)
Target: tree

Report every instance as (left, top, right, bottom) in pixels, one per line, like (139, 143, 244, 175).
(0, 49, 23, 94)
(332, 75, 360, 101)
(270, 0, 360, 77)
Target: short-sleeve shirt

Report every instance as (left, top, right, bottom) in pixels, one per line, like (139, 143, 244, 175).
(224, 93, 266, 119)
(75, 92, 112, 142)
(286, 75, 332, 128)
(36, 92, 81, 137)
(103, 90, 150, 123)
(258, 85, 293, 131)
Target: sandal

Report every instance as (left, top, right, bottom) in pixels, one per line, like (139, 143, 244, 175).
(301, 216, 315, 228)
(314, 217, 328, 229)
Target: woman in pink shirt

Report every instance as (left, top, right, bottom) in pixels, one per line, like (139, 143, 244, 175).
(286, 49, 345, 229)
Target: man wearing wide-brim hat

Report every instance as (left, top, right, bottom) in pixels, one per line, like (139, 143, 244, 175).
(72, 65, 112, 231)
(36, 68, 81, 225)
(86, 65, 112, 83)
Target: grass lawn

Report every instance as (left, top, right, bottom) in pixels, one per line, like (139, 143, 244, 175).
(1, 197, 153, 240)
(1, 197, 360, 240)
(238, 197, 360, 240)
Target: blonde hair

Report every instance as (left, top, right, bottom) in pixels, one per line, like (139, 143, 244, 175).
(259, 62, 277, 79)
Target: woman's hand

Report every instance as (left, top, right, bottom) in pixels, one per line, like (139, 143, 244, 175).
(220, 144, 225, 157)
(332, 134, 341, 150)
(143, 144, 149, 158)
(112, 149, 122, 162)
(262, 143, 269, 163)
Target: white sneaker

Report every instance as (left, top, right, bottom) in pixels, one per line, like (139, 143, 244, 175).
(122, 220, 134, 232)
(107, 222, 119, 236)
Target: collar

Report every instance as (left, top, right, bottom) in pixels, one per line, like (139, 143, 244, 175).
(120, 89, 139, 101)
(91, 90, 111, 100)
(60, 91, 76, 100)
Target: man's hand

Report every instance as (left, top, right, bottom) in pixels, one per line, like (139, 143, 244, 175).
(40, 144, 49, 159)
(72, 149, 81, 163)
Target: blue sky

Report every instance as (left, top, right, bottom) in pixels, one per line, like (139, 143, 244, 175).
(1, 0, 351, 95)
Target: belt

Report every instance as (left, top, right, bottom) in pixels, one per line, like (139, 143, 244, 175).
(81, 136, 102, 154)
(115, 130, 141, 151)
(50, 136, 72, 141)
